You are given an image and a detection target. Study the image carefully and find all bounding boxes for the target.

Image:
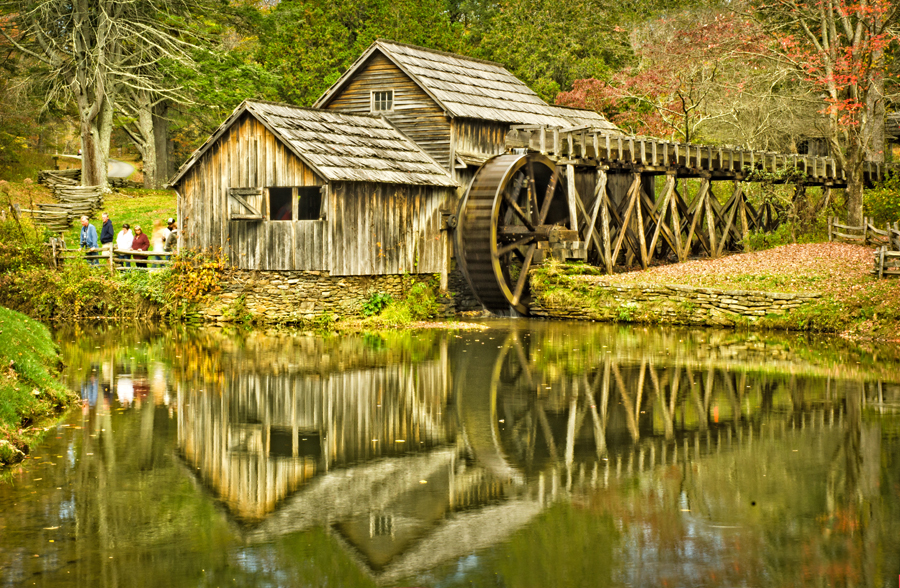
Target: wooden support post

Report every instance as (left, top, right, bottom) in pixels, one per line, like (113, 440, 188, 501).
(683, 177, 709, 260)
(573, 176, 604, 260)
(646, 174, 675, 264)
(566, 164, 579, 231)
(705, 180, 718, 258)
(599, 173, 613, 274)
(828, 215, 833, 242)
(611, 175, 642, 265)
(716, 182, 742, 257)
(670, 179, 684, 262)
(635, 179, 649, 269)
(586, 169, 608, 255)
(540, 127, 547, 154)
(739, 193, 750, 248)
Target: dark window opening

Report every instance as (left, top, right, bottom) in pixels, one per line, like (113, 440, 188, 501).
(269, 187, 293, 220)
(372, 90, 393, 112)
(268, 187, 323, 221)
(297, 187, 322, 220)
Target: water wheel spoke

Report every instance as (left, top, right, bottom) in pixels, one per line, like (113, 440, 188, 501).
(538, 172, 558, 224)
(526, 160, 539, 216)
(511, 244, 537, 305)
(501, 190, 536, 230)
(496, 235, 535, 257)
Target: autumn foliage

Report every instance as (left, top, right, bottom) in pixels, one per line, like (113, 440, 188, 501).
(556, 10, 767, 142)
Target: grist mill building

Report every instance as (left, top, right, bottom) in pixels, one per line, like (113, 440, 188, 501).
(169, 40, 615, 320)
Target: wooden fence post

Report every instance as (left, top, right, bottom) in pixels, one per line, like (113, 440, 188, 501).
(827, 216, 833, 242)
(879, 246, 886, 279)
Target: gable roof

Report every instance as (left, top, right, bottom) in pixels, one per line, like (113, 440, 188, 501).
(169, 100, 456, 188)
(314, 40, 619, 132)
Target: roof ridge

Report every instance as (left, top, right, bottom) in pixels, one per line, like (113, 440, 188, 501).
(375, 39, 506, 69)
(245, 99, 392, 122)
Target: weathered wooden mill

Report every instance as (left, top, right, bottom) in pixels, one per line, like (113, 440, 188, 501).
(170, 40, 888, 318)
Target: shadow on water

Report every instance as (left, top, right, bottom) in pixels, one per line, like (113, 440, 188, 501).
(2, 320, 900, 587)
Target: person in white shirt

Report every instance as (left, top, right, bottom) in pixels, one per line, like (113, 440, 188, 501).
(116, 223, 134, 267)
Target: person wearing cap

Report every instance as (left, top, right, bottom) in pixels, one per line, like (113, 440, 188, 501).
(131, 225, 150, 268)
(116, 223, 134, 268)
(80, 215, 98, 265)
(164, 219, 178, 253)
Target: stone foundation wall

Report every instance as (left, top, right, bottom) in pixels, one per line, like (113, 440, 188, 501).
(531, 280, 821, 327)
(198, 267, 483, 323)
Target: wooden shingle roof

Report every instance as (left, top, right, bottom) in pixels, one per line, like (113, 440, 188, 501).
(315, 40, 619, 132)
(169, 100, 456, 188)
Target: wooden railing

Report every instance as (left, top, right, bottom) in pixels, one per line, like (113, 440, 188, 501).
(49, 239, 174, 272)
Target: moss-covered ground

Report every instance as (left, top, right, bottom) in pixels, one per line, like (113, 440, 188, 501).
(0, 306, 78, 465)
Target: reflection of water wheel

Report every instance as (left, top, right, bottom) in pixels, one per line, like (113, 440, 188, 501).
(456, 330, 557, 480)
(456, 153, 574, 315)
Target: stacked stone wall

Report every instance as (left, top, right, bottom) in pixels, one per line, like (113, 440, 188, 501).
(198, 266, 483, 323)
(531, 280, 821, 327)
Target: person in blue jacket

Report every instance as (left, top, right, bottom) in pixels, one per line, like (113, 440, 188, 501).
(80, 215, 99, 265)
(99, 212, 114, 246)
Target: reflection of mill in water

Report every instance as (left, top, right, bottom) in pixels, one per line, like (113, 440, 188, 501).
(176, 330, 881, 583)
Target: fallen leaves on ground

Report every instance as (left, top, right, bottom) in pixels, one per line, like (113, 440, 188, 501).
(579, 243, 875, 295)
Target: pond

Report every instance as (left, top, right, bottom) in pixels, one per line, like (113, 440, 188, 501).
(2, 320, 900, 587)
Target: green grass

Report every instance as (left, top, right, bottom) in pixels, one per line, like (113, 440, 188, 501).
(59, 187, 176, 247)
(0, 306, 78, 464)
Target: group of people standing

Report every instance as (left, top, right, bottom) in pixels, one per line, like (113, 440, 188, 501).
(80, 213, 178, 267)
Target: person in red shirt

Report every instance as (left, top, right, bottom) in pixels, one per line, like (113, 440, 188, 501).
(131, 225, 150, 268)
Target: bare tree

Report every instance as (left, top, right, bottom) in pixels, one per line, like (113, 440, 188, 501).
(751, 0, 900, 224)
(0, 0, 197, 189)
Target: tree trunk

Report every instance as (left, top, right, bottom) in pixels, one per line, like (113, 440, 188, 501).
(152, 101, 171, 189)
(846, 148, 865, 226)
(79, 93, 105, 188)
(97, 96, 114, 192)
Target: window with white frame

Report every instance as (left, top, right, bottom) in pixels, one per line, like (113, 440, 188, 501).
(372, 90, 393, 112)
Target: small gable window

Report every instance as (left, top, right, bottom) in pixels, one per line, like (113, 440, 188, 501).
(372, 90, 393, 112)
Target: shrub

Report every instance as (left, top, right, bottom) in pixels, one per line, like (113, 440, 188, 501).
(163, 249, 227, 304)
(865, 172, 900, 224)
(0, 217, 49, 274)
(362, 292, 393, 317)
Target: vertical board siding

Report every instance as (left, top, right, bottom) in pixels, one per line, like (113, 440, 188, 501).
(453, 120, 510, 160)
(179, 112, 327, 271)
(331, 182, 448, 276)
(322, 53, 452, 170)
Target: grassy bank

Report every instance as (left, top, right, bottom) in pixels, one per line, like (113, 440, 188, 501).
(0, 306, 78, 465)
(532, 243, 900, 340)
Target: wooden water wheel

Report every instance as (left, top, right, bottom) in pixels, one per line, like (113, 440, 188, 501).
(455, 153, 576, 315)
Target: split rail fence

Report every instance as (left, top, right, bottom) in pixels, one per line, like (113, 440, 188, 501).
(827, 216, 900, 277)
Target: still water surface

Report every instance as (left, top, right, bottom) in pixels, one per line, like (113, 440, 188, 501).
(2, 321, 900, 587)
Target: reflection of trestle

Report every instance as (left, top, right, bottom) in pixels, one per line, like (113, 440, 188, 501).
(526, 405, 848, 502)
(494, 350, 864, 476)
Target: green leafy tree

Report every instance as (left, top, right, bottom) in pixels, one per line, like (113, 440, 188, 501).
(256, 0, 464, 107)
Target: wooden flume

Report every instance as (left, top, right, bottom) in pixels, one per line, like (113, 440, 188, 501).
(455, 124, 889, 314)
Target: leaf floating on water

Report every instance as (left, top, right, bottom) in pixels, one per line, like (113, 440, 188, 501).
(43, 526, 58, 530)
